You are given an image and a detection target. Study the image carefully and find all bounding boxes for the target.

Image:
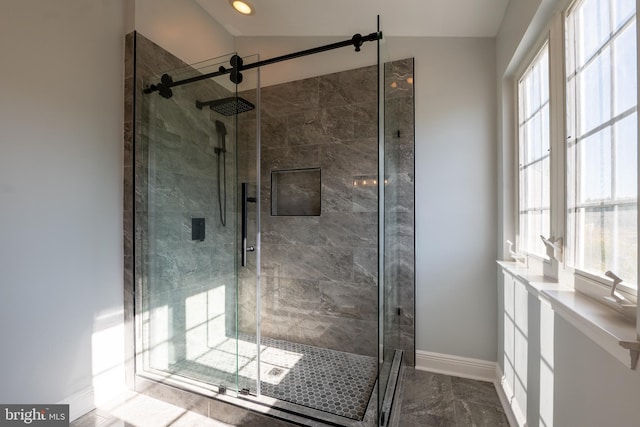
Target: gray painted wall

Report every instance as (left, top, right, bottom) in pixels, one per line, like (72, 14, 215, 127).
(389, 38, 498, 361)
(0, 0, 126, 409)
(134, 0, 235, 64)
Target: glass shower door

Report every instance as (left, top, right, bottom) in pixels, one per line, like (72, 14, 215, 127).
(135, 48, 260, 396)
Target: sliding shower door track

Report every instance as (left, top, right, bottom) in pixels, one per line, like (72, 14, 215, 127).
(135, 370, 380, 427)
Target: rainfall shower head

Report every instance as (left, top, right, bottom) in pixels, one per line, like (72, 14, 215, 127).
(195, 97, 255, 116)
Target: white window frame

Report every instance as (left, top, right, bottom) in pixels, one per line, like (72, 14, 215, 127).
(563, 0, 638, 297)
(511, 0, 638, 301)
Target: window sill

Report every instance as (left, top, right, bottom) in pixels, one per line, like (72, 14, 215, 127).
(498, 261, 640, 370)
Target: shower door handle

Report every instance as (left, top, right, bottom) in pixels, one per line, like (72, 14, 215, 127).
(241, 182, 256, 267)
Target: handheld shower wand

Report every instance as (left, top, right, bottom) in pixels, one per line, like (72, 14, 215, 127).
(215, 120, 227, 227)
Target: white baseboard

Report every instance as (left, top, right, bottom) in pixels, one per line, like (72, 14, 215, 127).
(415, 350, 497, 382)
(58, 387, 95, 422)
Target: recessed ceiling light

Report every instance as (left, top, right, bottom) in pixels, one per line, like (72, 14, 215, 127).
(230, 0, 254, 15)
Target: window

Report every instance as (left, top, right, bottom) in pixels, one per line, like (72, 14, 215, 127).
(565, 0, 638, 287)
(518, 44, 551, 257)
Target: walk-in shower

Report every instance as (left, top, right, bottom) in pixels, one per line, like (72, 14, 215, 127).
(124, 20, 415, 426)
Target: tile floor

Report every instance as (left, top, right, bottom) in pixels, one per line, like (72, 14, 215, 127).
(393, 368, 509, 427)
(71, 368, 509, 427)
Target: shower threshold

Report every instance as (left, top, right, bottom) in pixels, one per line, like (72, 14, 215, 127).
(138, 335, 381, 426)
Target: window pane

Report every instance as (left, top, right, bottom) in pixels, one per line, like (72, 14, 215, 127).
(540, 53, 549, 103)
(542, 157, 551, 208)
(526, 166, 536, 208)
(573, 206, 637, 286)
(614, 0, 635, 30)
(541, 105, 550, 157)
(566, 0, 637, 288)
(615, 112, 637, 199)
(578, 47, 612, 134)
(519, 126, 527, 166)
(525, 76, 534, 118)
(518, 44, 550, 256)
(531, 112, 542, 162)
(532, 210, 542, 254)
(577, 0, 611, 67)
(616, 206, 638, 285)
(578, 128, 612, 202)
(533, 161, 544, 208)
(531, 61, 541, 112)
(614, 22, 637, 115)
(574, 207, 615, 274)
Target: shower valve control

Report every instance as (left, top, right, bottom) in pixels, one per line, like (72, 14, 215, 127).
(191, 218, 205, 241)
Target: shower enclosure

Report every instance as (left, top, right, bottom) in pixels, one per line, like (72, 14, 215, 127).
(125, 20, 414, 427)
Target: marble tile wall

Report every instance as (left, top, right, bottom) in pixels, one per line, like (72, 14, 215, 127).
(237, 65, 382, 357)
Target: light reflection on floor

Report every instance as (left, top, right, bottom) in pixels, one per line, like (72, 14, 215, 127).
(172, 334, 377, 420)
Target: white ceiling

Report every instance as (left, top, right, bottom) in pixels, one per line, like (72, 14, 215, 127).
(195, 0, 510, 38)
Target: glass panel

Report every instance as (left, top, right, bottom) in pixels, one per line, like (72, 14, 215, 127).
(576, 0, 611, 68)
(578, 128, 612, 202)
(575, 207, 616, 275)
(378, 17, 390, 418)
(616, 206, 638, 284)
(235, 54, 260, 396)
(518, 44, 550, 257)
(379, 16, 416, 420)
(614, 0, 635, 30)
(135, 41, 258, 394)
(542, 156, 551, 208)
(615, 112, 637, 198)
(255, 47, 380, 421)
(578, 47, 611, 135)
(531, 60, 541, 113)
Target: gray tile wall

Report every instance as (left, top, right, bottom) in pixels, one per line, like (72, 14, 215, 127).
(238, 66, 382, 357)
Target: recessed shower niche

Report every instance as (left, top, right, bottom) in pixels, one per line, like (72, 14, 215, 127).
(271, 168, 321, 216)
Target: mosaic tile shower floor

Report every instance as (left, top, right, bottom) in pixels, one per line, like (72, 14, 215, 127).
(170, 334, 378, 421)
